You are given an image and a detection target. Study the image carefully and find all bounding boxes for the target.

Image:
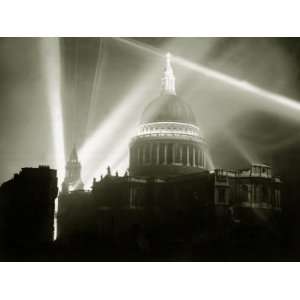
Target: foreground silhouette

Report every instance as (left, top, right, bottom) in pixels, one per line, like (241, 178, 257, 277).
(0, 163, 292, 262)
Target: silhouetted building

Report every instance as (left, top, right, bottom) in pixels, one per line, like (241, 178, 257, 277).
(57, 54, 283, 260)
(57, 189, 96, 243)
(91, 163, 281, 249)
(0, 166, 58, 256)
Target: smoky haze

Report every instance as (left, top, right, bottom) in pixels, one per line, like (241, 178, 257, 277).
(0, 37, 299, 187)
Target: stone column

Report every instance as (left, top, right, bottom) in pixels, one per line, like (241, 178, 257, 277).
(142, 145, 146, 164)
(156, 143, 159, 165)
(149, 143, 153, 164)
(164, 144, 167, 164)
(187, 145, 190, 166)
(172, 144, 175, 164)
(178, 145, 182, 164)
(193, 146, 196, 166)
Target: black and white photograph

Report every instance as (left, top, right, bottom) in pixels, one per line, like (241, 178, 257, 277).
(0, 1, 299, 299)
(0, 37, 299, 262)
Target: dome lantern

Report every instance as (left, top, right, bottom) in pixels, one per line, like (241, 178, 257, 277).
(161, 52, 176, 96)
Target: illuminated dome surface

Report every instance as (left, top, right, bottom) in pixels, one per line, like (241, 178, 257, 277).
(141, 94, 197, 126)
(129, 53, 208, 177)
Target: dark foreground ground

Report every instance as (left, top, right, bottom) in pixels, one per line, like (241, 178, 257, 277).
(0, 228, 297, 262)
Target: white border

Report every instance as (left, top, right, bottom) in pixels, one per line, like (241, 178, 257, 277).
(1, 0, 300, 36)
(0, 262, 298, 300)
(0, 0, 299, 299)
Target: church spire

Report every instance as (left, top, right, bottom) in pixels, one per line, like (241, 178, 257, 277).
(69, 144, 78, 162)
(161, 52, 176, 96)
(62, 145, 84, 192)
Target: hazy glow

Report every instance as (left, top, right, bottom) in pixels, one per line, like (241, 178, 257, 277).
(173, 55, 300, 114)
(118, 38, 300, 117)
(81, 37, 300, 185)
(112, 38, 300, 170)
(206, 151, 215, 170)
(54, 197, 58, 240)
(80, 38, 220, 184)
(223, 130, 258, 164)
(85, 39, 104, 135)
(113, 37, 162, 57)
(85, 126, 136, 187)
(79, 83, 145, 184)
(40, 38, 66, 241)
(268, 133, 300, 151)
(41, 38, 66, 186)
(79, 48, 167, 185)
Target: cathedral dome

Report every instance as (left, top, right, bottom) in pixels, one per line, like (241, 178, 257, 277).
(129, 53, 207, 177)
(141, 94, 197, 125)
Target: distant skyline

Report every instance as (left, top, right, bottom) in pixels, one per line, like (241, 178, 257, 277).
(0, 38, 300, 185)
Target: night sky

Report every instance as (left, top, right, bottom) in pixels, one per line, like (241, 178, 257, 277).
(0, 37, 300, 187)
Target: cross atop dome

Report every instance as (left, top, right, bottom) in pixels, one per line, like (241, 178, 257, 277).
(161, 52, 176, 96)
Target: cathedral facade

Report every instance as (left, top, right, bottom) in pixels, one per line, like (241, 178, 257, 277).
(58, 54, 282, 259)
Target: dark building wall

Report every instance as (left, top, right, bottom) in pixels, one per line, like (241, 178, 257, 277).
(272, 149, 300, 256)
(215, 170, 281, 219)
(0, 166, 57, 251)
(93, 176, 148, 240)
(91, 171, 216, 244)
(57, 190, 96, 243)
(87, 167, 282, 241)
(56, 164, 282, 260)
